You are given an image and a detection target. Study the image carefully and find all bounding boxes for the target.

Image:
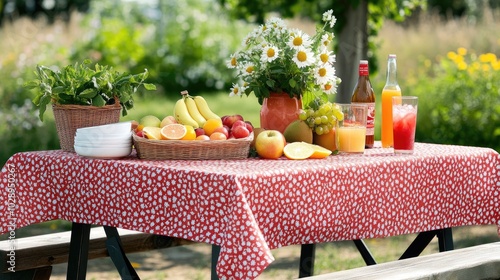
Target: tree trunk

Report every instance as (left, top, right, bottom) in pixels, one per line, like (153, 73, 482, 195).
(335, 0, 369, 103)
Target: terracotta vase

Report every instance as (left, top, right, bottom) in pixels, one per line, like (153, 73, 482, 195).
(260, 92, 302, 134)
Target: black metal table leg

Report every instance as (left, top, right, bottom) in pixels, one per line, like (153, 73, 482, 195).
(400, 228, 454, 259)
(298, 244, 316, 278)
(399, 230, 437, 259)
(437, 227, 454, 251)
(211, 244, 220, 280)
(104, 226, 140, 280)
(66, 222, 91, 280)
(353, 239, 377, 265)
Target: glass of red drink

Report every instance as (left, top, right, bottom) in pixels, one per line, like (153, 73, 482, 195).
(392, 96, 418, 154)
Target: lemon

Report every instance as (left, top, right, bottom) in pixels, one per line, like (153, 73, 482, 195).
(283, 142, 315, 160)
(142, 126, 162, 140)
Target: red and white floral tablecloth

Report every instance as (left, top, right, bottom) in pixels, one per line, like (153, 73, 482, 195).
(1, 142, 500, 279)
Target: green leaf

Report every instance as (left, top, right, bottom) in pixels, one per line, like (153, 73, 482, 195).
(92, 94, 106, 107)
(143, 83, 156, 91)
(78, 88, 97, 99)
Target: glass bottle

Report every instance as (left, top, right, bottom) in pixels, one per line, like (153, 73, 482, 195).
(351, 60, 375, 148)
(381, 54, 402, 148)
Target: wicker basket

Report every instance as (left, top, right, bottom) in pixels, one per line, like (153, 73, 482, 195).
(52, 102, 122, 152)
(133, 133, 253, 160)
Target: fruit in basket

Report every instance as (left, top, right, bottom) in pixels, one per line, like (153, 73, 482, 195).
(203, 118, 223, 136)
(196, 135, 210, 140)
(160, 124, 187, 140)
(174, 98, 199, 128)
(255, 130, 285, 159)
(160, 116, 177, 128)
(139, 115, 161, 130)
(210, 132, 227, 140)
(283, 120, 313, 144)
(214, 126, 229, 138)
(222, 114, 244, 128)
(143, 126, 162, 140)
(193, 96, 221, 120)
(181, 125, 197, 140)
(195, 128, 206, 137)
(232, 125, 250, 139)
(185, 96, 207, 127)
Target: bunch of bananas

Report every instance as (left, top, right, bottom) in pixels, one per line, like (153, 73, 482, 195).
(174, 91, 220, 128)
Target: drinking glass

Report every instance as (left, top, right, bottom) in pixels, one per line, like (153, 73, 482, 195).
(392, 96, 418, 154)
(336, 103, 367, 154)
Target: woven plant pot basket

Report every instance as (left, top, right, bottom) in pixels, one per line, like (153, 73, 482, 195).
(133, 133, 253, 160)
(52, 102, 121, 152)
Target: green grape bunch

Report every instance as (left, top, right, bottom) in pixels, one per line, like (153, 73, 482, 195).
(299, 99, 344, 135)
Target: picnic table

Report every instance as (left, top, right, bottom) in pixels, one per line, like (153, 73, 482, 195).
(1, 142, 499, 279)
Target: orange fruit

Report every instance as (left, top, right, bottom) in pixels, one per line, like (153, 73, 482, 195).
(181, 125, 196, 140)
(203, 118, 223, 136)
(283, 142, 314, 160)
(313, 129, 337, 151)
(210, 132, 227, 140)
(142, 127, 162, 140)
(161, 124, 187, 140)
(309, 144, 332, 159)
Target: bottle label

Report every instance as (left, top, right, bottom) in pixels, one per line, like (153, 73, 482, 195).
(359, 63, 369, 76)
(364, 103, 375, 136)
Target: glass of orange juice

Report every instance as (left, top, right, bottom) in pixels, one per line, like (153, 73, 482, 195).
(336, 103, 367, 154)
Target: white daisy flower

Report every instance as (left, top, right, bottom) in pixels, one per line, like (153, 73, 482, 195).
(239, 63, 255, 76)
(267, 17, 287, 30)
(322, 10, 337, 28)
(288, 29, 312, 49)
(321, 81, 337, 95)
(227, 53, 238, 69)
(293, 47, 316, 68)
(318, 48, 336, 64)
(229, 83, 244, 97)
(321, 34, 332, 48)
(261, 45, 280, 63)
(314, 63, 336, 84)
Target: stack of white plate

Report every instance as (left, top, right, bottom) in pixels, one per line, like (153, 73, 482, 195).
(74, 122, 133, 159)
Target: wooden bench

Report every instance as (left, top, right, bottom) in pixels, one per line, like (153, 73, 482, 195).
(0, 226, 196, 280)
(298, 241, 500, 280)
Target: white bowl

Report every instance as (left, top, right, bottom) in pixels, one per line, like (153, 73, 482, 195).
(73, 141, 132, 149)
(76, 122, 132, 135)
(74, 145, 132, 159)
(75, 132, 132, 144)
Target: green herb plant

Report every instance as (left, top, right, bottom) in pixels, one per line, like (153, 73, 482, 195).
(25, 59, 156, 121)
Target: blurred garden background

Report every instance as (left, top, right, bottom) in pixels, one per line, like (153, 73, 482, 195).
(1, 0, 499, 279)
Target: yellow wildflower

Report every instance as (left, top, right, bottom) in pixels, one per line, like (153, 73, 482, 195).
(457, 47, 467, 56)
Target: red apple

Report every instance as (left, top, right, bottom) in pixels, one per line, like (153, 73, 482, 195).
(245, 121, 254, 133)
(255, 130, 285, 159)
(195, 128, 206, 137)
(223, 114, 244, 128)
(213, 126, 229, 138)
(231, 120, 247, 129)
(136, 130, 145, 138)
(232, 125, 250, 139)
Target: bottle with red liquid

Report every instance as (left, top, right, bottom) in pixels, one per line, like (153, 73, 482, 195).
(351, 60, 375, 148)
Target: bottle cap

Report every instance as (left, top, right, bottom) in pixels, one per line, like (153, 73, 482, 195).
(388, 54, 397, 58)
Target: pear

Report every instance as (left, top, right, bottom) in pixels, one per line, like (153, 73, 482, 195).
(283, 120, 313, 144)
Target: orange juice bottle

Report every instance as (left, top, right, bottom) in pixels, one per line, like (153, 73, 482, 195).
(381, 54, 401, 148)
